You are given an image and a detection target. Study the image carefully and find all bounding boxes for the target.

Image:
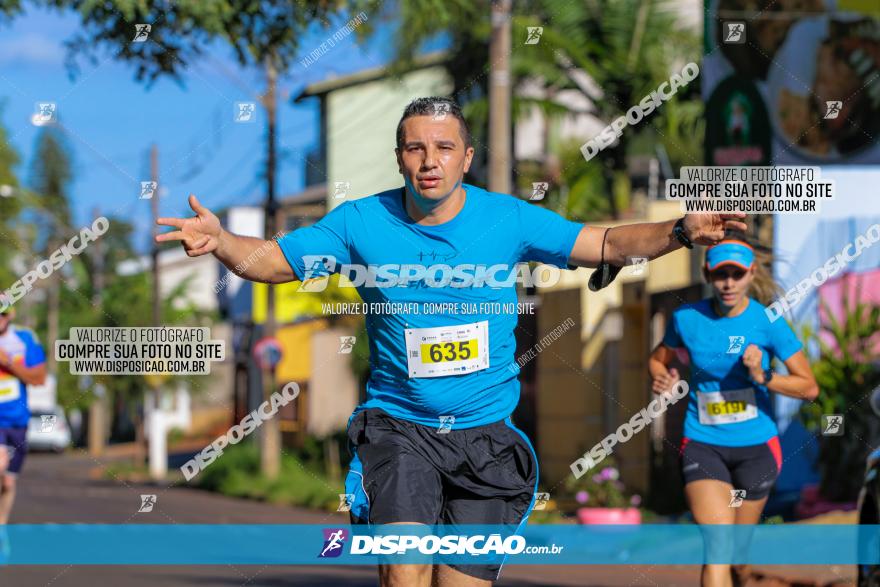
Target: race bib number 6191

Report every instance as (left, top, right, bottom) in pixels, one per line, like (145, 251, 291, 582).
(697, 388, 758, 425)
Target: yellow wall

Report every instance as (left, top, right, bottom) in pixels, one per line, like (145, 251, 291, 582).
(252, 274, 362, 325)
(275, 319, 329, 382)
(535, 200, 700, 489)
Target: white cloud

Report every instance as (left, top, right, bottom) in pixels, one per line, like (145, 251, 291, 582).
(0, 33, 64, 66)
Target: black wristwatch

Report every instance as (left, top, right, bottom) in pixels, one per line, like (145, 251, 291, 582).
(751, 369, 773, 386)
(672, 218, 694, 249)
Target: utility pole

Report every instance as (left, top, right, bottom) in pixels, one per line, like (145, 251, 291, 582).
(92, 205, 105, 306)
(488, 0, 512, 195)
(151, 144, 160, 328)
(46, 256, 59, 376)
(46, 198, 62, 376)
(260, 55, 281, 479)
(88, 205, 107, 456)
(137, 143, 160, 468)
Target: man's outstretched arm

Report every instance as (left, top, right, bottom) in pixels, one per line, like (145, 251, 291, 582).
(156, 194, 296, 284)
(567, 212, 748, 268)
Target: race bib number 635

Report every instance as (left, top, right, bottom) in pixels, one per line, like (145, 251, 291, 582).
(405, 321, 489, 378)
(423, 340, 477, 363)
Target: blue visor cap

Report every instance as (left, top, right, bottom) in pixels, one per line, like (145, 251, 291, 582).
(705, 241, 754, 271)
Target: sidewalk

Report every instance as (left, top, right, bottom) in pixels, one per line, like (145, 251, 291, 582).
(747, 510, 858, 586)
(749, 566, 854, 587)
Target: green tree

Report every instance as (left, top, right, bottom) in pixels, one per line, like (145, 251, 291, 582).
(799, 287, 880, 502)
(46, 215, 214, 418)
(0, 103, 23, 288)
(513, 0, 702, 217)
(40, 0, 365, 82)
(27, 128, 75, 376)
(29, 128, 73, 232)
(36, 0, 370, 476)
(23, 132, 212, 441)
(382, 0, 702, 217)
(0, 0, 23, 23)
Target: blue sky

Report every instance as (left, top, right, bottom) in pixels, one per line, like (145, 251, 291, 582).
(0, 5, 413, 252)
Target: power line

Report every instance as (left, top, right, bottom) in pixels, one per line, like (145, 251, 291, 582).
(198, 137, 263, 204)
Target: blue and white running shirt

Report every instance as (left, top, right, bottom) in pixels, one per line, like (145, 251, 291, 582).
(0, 326, 46, 428)
(278, 183, 584, 427)
(662, 297, 803, 446)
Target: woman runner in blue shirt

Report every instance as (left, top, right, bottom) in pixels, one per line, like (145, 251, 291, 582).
(648, 237, 818, 587)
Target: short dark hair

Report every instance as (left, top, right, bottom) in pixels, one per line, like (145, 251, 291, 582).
(396, 97, 472, 150)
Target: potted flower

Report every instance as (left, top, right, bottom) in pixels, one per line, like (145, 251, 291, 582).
(565, 461, 642, 524)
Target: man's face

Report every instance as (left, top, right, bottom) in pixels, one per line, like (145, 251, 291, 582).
(0, 311, 9, 334)
(395, 115, 474, 203)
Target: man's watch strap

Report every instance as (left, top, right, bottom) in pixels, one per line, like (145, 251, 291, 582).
(673, 218, 694, 249)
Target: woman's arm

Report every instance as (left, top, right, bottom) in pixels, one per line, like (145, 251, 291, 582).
(743, 347, 818, 401)
(648, 344, 681, 394)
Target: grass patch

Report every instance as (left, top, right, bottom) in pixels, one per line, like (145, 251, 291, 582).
(102, 460, 150, 482)
(193, 443, 340, 511)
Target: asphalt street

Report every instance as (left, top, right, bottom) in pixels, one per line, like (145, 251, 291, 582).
(0, 450, 854, 586)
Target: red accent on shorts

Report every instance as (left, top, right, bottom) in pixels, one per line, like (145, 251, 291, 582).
(766, 435, 782, 472)
(680, 436, 691, 456)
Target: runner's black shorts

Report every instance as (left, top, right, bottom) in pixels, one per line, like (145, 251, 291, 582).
(680, 436, 782, 500)
(0, 427, 28, 474)
(345, 408, 539, 581)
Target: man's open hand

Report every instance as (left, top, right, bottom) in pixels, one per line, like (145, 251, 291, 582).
(156, 195, 222, 257)
(682, 213, 748, 246)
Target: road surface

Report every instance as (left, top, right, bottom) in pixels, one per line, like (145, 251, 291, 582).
(0, 450, 855, 586)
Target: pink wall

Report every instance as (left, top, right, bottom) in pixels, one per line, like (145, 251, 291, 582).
(817, 269, 880, 354)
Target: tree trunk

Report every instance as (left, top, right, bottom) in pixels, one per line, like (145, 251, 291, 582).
(88, 388, 107, 456)
(46, 266, 59, 376)
(488, 0, 512, 195)
(260, 55, 281, 480)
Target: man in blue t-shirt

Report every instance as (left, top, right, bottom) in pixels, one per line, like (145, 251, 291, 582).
(158, 97, 746, 586)
(0, 300, 47, 525)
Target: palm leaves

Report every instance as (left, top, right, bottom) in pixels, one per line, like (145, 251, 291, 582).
(385, 0, 702, 217)
(799, 280, 880, 502)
